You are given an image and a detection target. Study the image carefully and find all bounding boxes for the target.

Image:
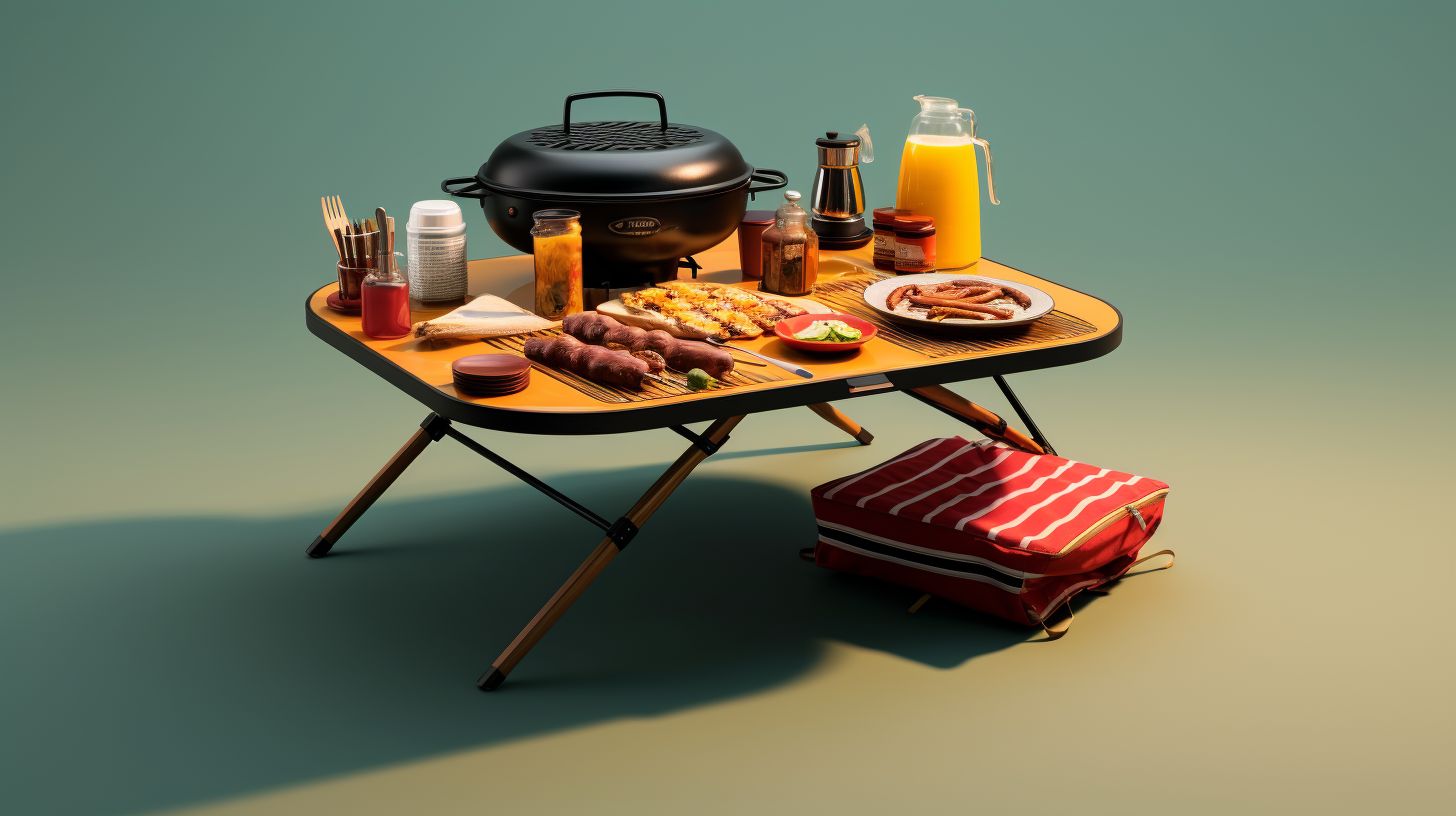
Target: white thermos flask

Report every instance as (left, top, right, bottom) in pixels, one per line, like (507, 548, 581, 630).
(406, 200, 468, 303)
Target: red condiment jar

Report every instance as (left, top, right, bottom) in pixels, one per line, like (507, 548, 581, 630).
(894, 214, 936, 274)
(361, 253, 412, 339)
(872, 207, 907, 272)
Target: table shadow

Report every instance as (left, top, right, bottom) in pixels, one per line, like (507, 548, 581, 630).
(0, 468, 1029, 814)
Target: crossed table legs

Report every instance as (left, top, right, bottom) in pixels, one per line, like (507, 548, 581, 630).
(307, 386, 1049, 691)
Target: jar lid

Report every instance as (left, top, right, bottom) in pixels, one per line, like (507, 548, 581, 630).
(873, 206, 910, 225)
(409, 200, 464, 230)
(894, 214, 935, 234)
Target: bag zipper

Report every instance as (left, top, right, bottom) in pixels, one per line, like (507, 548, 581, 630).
(1054, 488, 1169, 556)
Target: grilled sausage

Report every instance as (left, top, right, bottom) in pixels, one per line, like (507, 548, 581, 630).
(562, 312, 734, 378)
(524, 334, 649, 390)
(886, 284, 918, 310)
(939, 279, 1031, 308)
(927, 307, 992, 321)
(926, 303, 1015, 320)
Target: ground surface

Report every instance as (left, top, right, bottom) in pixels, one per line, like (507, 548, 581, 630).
(3, 2, 1453, 813)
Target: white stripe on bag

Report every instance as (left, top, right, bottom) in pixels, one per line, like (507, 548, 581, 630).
(817, 520, 1044, 578)
(821, 438, 948, 501)
(855, 440, 982, 508)
(921, 457, 1042, 523)
(818, 537, 1026, 594)
(987, 468, 1117, 541)
(950, 461, 1090, 531)
(887, 449, 1015, 517)
(1016, 476, 1144, 549)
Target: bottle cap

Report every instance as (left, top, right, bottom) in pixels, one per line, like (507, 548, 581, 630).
(408, 200, 464, 231)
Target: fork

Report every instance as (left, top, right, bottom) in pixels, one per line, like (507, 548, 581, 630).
(320, 195, 350, 259)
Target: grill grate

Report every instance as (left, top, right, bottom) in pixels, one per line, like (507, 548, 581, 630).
(479, 330, 788, 404)
(812, 276, 1100, 357)
(527, 121, 705, 151)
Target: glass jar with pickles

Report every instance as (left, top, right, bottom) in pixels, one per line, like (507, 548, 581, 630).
(530, 209, 583, 320)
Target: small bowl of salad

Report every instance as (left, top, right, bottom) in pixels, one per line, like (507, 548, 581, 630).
(773, 313, 878, 353)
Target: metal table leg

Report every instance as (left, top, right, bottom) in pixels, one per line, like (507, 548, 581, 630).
(806, 402, 875, 445)
(307, 413, 449, 558)
(905, 384, 1050, 455)
(992, 375, 1056, 455)
(478, 415, 745, 691)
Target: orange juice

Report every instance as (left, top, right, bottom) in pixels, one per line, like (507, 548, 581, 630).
(896, 135, 982, 269)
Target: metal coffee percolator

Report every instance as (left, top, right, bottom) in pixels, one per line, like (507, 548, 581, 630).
(810, 125, 874, 249)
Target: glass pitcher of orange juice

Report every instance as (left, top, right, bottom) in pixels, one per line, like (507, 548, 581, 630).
(895, 95, 999, 270)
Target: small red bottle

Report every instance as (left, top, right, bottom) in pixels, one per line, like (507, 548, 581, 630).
(362, 253, 411, 339)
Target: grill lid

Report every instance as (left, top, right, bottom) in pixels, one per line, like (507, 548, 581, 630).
(475, 90, 755, 200)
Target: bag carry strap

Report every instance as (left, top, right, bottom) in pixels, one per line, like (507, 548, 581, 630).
(1087, 548, 1177, 595)
(1038, 548, 1177, 638)
(908, 549, 1178, 634)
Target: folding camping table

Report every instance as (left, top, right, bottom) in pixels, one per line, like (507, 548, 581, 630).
(303, 238, 1122, 690)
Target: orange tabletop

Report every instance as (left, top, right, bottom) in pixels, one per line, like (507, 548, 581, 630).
(305, 237, 1121, 434)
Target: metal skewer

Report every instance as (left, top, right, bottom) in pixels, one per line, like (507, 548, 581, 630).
(703, 337, 812, 378)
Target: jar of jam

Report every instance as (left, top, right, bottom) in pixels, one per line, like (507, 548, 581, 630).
(872, 207, 908, 272)
(894, 214, 936, 274)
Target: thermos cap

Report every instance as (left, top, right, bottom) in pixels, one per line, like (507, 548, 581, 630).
(408, 200, 465, 232)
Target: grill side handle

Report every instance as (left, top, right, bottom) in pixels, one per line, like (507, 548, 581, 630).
(441, 176, 488, 200)
(748, 168, 788, 200)
(563, 90, 668, 134)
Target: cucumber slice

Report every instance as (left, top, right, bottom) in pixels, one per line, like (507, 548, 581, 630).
(830, 325, 862, 341)
(793, 321, 833, 341)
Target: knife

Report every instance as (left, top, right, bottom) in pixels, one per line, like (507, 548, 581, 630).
(375, 207, 389, 274)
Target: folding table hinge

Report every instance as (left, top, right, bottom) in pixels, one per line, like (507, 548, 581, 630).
(979, 415, 1008, 436)
(420, 413, 452, 441)
(606, 517, 639, 549)
(670, 425, 728, 456)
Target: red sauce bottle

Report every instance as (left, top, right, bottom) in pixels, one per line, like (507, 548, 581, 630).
(362, 253, 412, 339)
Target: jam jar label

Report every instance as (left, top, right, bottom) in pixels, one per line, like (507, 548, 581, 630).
(896, 242, 933, 272)
(873, 232, 896, 260)
(608, 217, 662, 236)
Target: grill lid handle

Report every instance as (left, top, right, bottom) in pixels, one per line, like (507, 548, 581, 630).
(563, 90, 668, 134)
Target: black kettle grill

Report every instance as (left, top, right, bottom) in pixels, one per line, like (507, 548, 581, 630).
(443, 90, 787, 288)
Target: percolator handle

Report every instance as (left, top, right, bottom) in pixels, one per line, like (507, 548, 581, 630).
(563, 90, 668, 133)
(854, 123, 874, 164)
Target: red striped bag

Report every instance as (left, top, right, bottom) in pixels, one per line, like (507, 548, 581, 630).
(810, 437, 1172, 633)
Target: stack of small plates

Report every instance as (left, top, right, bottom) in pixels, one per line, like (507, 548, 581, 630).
(452, 354, 530, 397)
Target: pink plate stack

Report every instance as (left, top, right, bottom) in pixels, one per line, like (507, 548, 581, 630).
(452, 354, 531, 397)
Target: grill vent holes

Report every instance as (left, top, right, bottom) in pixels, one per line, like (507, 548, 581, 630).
(527, 122, 705, 151)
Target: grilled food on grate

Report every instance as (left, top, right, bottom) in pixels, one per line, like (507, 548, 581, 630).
(618, 281, 807, 340)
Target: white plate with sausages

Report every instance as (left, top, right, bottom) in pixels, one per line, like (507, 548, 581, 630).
(862, 273, 1054, 329)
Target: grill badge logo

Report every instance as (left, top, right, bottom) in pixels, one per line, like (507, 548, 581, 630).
(608, 217, 661, 237)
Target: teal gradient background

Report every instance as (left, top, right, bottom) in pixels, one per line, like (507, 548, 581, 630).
(2, 2, 1453, 814)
